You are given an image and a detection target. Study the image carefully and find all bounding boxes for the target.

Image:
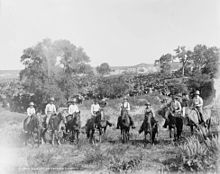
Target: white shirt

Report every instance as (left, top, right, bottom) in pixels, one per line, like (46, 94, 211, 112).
(45, 103, 56, 115)
(170, 100, 182, 112)
(27, 107, 36, 117)
(120, 102, 130, 111)
(91, 104, 100, 115)
(68, 104, 79, 115)
(192, 96, 203, 108)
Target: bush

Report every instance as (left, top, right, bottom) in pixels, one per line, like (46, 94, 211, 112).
(178, 136, 218, 172)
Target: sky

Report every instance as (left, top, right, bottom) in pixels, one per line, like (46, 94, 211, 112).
(0, 0, 220, 70)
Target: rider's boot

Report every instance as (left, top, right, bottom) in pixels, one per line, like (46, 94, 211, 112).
(129, 116, 135, 129)
(116, 116, 120, 129)
(163, 119, 168, 128)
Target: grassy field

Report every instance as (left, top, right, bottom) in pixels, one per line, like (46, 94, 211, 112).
(0, 94, 219, 174)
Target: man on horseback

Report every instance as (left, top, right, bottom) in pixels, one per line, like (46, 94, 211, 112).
(68, 98, 80, 116)
(24, 102, 36, 132)
(192, 90, 205, 125)
(116, 96, 135, 129)
(163, 94, 182, 128)
(91, 98, 101, 117)
(139, 101, 157, 134)
(45, 97, 57, 129)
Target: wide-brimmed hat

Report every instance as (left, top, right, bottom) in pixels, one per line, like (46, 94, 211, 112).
(195, 90, 200, 95)
(67, 99, 73, 103)
(29, 102, 34, 106)
(123, 96, 128, 100)
(145, 101, 151, 106)
(50, 97, 55, 101)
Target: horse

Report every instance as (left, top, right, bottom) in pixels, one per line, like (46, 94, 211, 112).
(184, 106, 212, 137)
(139, 114, 158, 144)
(23, 114, 41, 146)
(65, 112, 81, 144)
(119, 109, 131, 143)
(158, 105, 183, 141)
(85, 110, 112, 144)
(46, 112, 66, 145)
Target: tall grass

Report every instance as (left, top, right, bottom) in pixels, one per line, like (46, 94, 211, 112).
(178, 135, 219, 172)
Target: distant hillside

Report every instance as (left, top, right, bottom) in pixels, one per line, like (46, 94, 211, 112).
(111, 63, 159, 75)
(0, 70, 20, 80)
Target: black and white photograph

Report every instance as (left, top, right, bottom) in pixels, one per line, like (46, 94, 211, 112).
(0, 0, 220, 173)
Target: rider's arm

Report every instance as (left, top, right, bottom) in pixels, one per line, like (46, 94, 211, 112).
(91, 104, 94, 115)
(197, 97, 203, 107)
(151, 108, 156, 117)
(33, 108, 36, 115)
(45, 104, 48, 115)
(119, 103, 122, 112)
(127, 103, 130, 111)
(27, 108, 31, 116)
(53, 104, 57, 114)
(68, 105, 73, 115)
(177, 101, 182, 112)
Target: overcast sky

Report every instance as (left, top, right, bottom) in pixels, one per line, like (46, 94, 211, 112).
(0, 0, 220, 70)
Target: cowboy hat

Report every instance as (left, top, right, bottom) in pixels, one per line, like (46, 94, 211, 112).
(145, 101, 151, 106)
(195, 90, 200, 95)
(67, 99, 73, 103)
(50, 97, 55, 101)
(123, 96, 128, 100)
(29, 102, 34, 106)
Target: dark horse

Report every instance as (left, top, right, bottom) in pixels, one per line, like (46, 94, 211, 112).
(23, 114, 41, 146)
(65, 112, 81, 144)
(119, 109, 131, 143)
(46, 112, 66, 145)
(85, 110, 112, 144)
(139, 114, 158, 144)
(158, 105, 183, 141)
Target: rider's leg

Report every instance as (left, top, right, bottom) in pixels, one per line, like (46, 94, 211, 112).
(139, 117, 146, 134)
(46, 114, 51, 129)
(129, 116, 135, 128)
(163, 119, 168, 128)
(116, 116, 121, 129)
(163, 110, 170, 128)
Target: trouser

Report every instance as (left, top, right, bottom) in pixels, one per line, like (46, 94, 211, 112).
(46, 113, 53, 126)
(196, 107, 204, 124)
(116, 115, 134, 128)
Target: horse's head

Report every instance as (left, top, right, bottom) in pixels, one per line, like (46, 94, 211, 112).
(121, 109, 129, 120)
(57, 112, 67, 125)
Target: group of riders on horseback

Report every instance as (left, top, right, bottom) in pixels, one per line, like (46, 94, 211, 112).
(23, 89, 206, 144)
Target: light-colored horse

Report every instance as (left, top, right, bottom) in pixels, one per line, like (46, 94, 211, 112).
(184, 106, 212, 136)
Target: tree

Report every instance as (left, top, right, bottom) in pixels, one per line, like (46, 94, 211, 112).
(19, 38, 92, 107)
(96, 63, 111, 76)
(174, 46, 192, 77)
(159, 54, 172, 74)
(190, 45, 219, 78)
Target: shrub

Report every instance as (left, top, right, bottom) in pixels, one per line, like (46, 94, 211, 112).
(178, 136, 218, 172)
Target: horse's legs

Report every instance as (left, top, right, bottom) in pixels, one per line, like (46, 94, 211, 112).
(52, 132, 55, 145)
(169, 126, 172, 139)
(99, 129, 102, 143)
(37, 131, 41, 147)
(190, 125, 194, 135)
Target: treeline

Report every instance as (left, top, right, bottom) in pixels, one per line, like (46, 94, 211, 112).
(0, 39, 219, 112)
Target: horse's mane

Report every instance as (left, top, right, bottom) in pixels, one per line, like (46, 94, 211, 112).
(157, 102, 171, 115)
